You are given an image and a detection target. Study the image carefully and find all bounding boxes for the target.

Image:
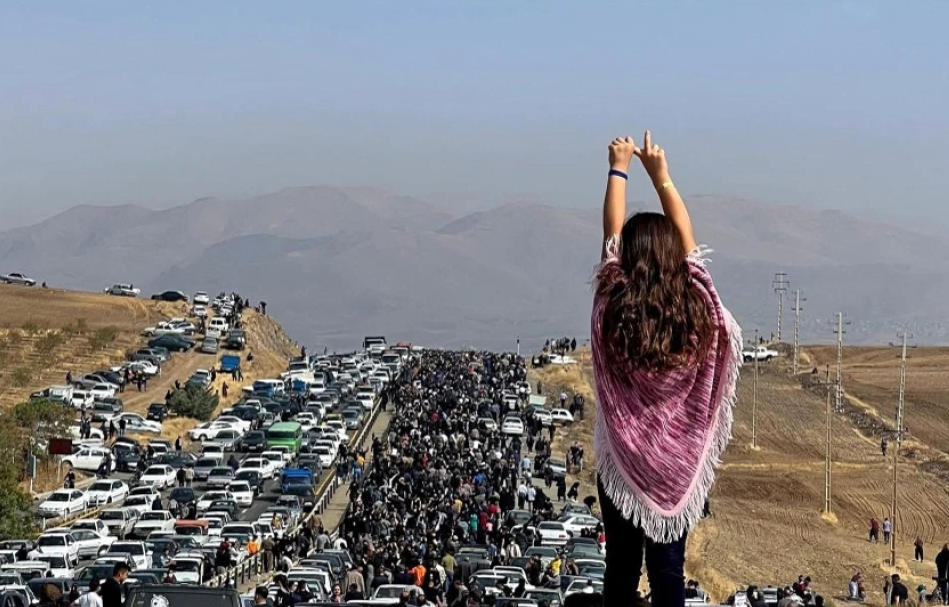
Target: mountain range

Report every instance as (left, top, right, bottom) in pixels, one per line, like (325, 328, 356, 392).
(1, 186, 946, 349)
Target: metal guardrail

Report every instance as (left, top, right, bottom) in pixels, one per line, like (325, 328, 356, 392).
(204, 394, 389, 590)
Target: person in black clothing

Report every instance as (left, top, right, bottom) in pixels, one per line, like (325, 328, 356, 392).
(890, 574, 909, 605)
(344, 584, 364, 602)
(937, 544, 949, 604)
(101, 563, 129, 607)
(254, 586, 274, 607)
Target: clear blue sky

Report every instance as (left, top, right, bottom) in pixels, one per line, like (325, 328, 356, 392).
(1, 1, 946, 228)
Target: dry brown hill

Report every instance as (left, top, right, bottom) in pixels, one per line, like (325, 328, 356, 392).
(530, 346, 949, 606)
(0, 284, 298, 489)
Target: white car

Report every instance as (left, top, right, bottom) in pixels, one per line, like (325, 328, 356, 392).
(295, 412, 316, 431)
(142, 321, 189, 337)
(197, 491, 234, 513)
(501, 417, 525, 436)
(38, 489, 88, 518)
(65, 529, 115, 559)
(260, 451, 287, 472)
(35, 532, 80, 561)
(106, 541, 149, 570)
(69, 390, 94, 410)
(355, 393, 375, 411)
(192, 304, 208, 318)
(139, 465, 176, 488)
(70, 518, 111, 538)
(536, 521, 571, 546)
(105, 284, 141, 297)
(114, 413, 162, 434)
(132, 511, 176, 538)
(227, 482, 254, 508)
(550, 408, 575, 425)
(111, 360, 160, 377)
(35, 553, 77, 578)
(479, 417, 498, 432)
(312, 445, 335, 469)
(321, 421, 349, 442)
(237, 458, 277, 480)
(88, 383, 117, 401)
(559, 514, 601, 536)
(202, 444, 226, 462)
(533, 409, 553, 427)
(189, 421, 241, 441)
(85, 479, 129, 506)
(216, 415, 251, 434)
(61, 446, 115, 473)
(193, 292, 210, 305)
(122, 494, 153, 515)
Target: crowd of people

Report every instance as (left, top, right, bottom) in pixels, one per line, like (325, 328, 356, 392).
(324, 349, 603, 607)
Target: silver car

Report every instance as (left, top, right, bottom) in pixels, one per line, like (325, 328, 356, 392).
(1, 272, 36, 286)
(200, 337, 219, 354)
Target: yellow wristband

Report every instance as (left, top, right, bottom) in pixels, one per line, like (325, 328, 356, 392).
(660, 181, 675, 190)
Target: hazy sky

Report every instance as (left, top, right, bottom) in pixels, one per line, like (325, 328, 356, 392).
(1, 1, 946, 229)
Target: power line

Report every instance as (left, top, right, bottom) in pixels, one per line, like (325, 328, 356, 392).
(773, 273, 790, 341)
(751, 328, 760, 449)
(833, 313, 850, 413)
(824, 365, 833, 514)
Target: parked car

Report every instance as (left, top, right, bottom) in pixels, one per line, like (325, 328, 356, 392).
(104, 284, 140, 297)
(38, 490, 88, 518)
(224, 330, 246, 350)
(1, 272, 36, 286)
(84, 479, 129, 506)
(199, 337, 219, 354)
(146, 403, 168, 422)
(114, 413, 162, 434)
(240, 430, 267, 453)
(60, 446, 115, 473)
(98, 509, 139, 540)
(131, 512, 175, 539)
(193, 292, 210, 305)
(150, 291, 189, 302)
(139, 465, 176, 489)
(147, 334, 195, 352)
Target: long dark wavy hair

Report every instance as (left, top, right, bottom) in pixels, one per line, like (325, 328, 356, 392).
(597, 212, 715, 373)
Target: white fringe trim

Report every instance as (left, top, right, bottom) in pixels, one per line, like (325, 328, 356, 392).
(595, 310, 743, 543)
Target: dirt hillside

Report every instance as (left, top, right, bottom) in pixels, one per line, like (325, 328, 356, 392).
(0, 284, 298, 488)
(530, 346, 949, 606)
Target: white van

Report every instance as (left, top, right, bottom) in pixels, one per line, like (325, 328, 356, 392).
(207, 317, 229, 338)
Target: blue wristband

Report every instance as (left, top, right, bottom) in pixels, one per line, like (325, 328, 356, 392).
(608, 169, 628, 180)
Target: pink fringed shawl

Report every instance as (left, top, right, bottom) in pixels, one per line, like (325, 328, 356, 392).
(592, 240, 742, 542)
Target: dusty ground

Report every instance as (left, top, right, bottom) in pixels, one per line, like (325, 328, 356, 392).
(0, 285, 297, 492)
(530, 346, 949, 606)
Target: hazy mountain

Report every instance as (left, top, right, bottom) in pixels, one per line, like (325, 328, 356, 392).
(1, 188, 946, 349)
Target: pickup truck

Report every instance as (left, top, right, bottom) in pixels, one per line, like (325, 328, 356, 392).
(742, 346, 780, 363)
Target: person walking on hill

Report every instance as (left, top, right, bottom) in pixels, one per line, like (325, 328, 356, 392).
(914, 536, 924, 562)
(870, 518, 881, 542)
(883, 517, 893, 543)
(591, 132, 741, 607)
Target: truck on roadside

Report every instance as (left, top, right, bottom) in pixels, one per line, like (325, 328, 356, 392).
(742, 345, 780, 363)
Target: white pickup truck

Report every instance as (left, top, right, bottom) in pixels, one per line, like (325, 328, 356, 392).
(742, 345, 779, 363)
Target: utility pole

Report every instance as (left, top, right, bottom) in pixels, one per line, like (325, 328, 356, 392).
(792, 290, 805, 375)
(773, 273, 790, 341)
(752, 328, 759, 449)
(891, 332, 912, 566)
(833, 313, 849, 412)
(824, 365, 833, 514)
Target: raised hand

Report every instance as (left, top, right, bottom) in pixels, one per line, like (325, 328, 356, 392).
(608, 136, 639, 172)
(633, 130, 670, 185)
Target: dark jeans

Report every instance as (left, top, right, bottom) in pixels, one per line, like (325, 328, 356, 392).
(597, 476, 687, 607)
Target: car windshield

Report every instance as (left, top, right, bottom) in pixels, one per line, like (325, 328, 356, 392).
(37, 555, 66, 568)
(170, 489, 195, 500)
(47, 493, 71, 502)
(79, 565, 112, 581)
(89, 482, 113, 492)
(375, 587, 406, 599)
(110, 543, 144, 555)
(37, 536, 66, 546)
(140, 512, 166, 521)
(99, 511, 124, 520)
(126, 589, 238, 607)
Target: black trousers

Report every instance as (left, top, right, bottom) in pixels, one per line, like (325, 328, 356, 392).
(597, 476, 687, 607)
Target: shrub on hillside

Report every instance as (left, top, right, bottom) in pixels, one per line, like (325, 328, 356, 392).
(20, 321, 40, 335)
(36, 330, 65, 355)
(11, 368, 31, 387)
(87, 326, 119, 351)
(63, 318, 88, 335)
(168, 385, 218, 421)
